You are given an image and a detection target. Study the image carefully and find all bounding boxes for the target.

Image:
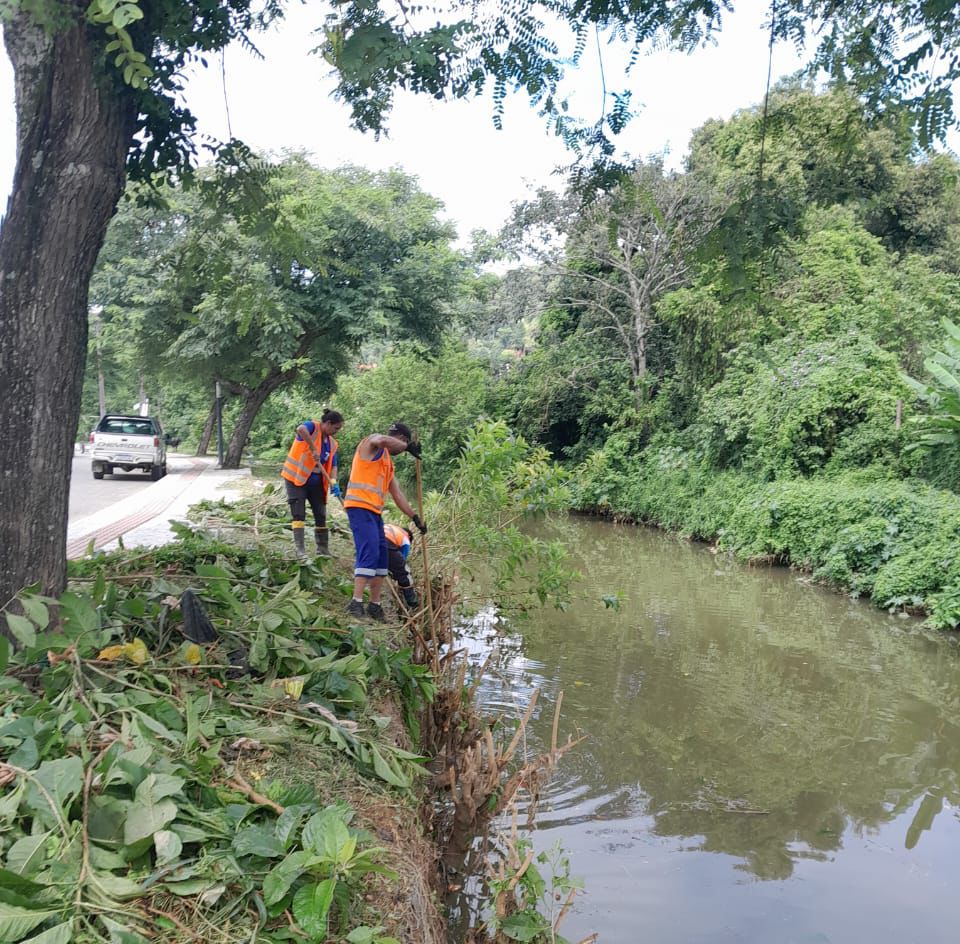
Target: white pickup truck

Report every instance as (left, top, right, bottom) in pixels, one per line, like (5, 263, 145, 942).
(89, 414, 169, 481)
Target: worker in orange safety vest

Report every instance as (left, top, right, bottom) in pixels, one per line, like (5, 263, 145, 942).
(383, 523, 418, 610)
(280, 409, 343, 559)
(343, 421, 426, 622)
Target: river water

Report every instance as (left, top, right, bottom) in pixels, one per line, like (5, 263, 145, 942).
(459, 515, 960, 944)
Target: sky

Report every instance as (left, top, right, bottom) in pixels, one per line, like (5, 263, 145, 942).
(0, 1, 811, 240)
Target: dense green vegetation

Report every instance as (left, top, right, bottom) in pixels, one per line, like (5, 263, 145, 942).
(84, 84, 960, 629)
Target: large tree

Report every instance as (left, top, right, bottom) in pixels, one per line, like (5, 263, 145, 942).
(128, 158, 461, 466)
(3, 0, 960, 612)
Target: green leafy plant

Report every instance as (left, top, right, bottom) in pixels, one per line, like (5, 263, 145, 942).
(85, 0, 152, 88)
(431, 420, 577, 610)
(904, 318, 960, 452)
(481, 840, 585, 944)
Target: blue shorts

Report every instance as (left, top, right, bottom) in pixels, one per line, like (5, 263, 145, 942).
(347, 507, 388, 577)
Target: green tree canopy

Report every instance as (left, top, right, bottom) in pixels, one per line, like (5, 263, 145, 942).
(93, 156, 464, 466)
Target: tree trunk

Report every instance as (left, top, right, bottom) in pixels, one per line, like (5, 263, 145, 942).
(0, 9, 136, 615)
(196, 399, 217, 456)
(222, 376, 286, 469)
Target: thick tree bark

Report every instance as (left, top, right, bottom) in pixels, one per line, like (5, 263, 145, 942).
(195, 398, 217, 456)
(222, 377, 287, 469)
(0, 7, 136, 615)
(220, 335, 313, 468)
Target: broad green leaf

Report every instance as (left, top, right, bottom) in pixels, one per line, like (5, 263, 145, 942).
(336, 833, 357, 866)
(347, 930, 400, 944)
(262, 849, 314, 907)
(130, 711, 180, 745)
(0, 900, 60, 943)
(370, 745, 410, 788)
(169, 823, 209, 844)
(21, 920, 73, 944)
(124, 798, 176, 844)
(25, 758, 83, 824)
(87, 796, 129, 847)
(7, 738, 38, 771)
(88, 846, 126, 871)
(302, 808, 349, 858)
(162, 879, 214, 896)
(5, 834, 48, 877)
(0, 871, 45, 895)
(136, 773, 184, 802)
(153, 830, 182, 866)
(93, 872, 143, 900)
(3, 614, 35, 648)
(57, 592, 100, 634)
(499, 911, 551, 942)
(292, 878, 336, 939)
(232, 825, 285, 859)
(0, 783, 24, 822)
(98, 916, 151, 944)
(275, 804, 312, 849)
(18, 598, 49, 632)
(123, 776, 181, 844)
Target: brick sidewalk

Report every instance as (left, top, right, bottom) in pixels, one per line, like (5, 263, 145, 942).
(66, 456, 249, 557)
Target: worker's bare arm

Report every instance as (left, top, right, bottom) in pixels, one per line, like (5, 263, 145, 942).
(362, 434, 410, 458)
(388, 478, 416, 519)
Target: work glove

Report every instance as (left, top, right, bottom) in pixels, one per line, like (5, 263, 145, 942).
(330, 483, 342, 499)
(406, 440, 423, 459)
(412, 514, 428, 535)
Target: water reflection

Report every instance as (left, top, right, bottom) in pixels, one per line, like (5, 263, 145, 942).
(463, 517, 960, 942)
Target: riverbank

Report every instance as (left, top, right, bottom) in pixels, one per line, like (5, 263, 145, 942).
(576, 447, 960, 630)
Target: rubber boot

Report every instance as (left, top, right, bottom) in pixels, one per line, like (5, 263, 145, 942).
(402, 586, 419, 608)
(292, 523, 307, 561)
(314, 526, 330, 557)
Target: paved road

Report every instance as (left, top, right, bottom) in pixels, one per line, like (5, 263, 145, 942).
(68, 453, 161, 524)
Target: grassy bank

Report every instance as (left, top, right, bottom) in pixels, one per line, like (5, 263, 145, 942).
(0, 490, 445, 944)
(578, 445, 960, 630)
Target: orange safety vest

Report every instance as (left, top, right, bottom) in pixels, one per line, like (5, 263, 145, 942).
(383, 523, 410, 549)
(280, 421, 338, 489)
(344, 440, 394, 515)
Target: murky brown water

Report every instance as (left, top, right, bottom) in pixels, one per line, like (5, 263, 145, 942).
(459, 515, 960, 944)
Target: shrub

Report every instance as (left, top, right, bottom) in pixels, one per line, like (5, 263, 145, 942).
(697, 334, 910, 479)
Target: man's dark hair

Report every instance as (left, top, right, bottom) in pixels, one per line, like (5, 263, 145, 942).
(321, 409, 344, 424)
(387, 421, 412, 440)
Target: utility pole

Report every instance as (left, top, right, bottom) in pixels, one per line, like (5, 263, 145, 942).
(90, 306, 107, 419)
(215, 380, 224, 467)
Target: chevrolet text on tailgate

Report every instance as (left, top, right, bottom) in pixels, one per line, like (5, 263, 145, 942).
(89, 415, 169, 481)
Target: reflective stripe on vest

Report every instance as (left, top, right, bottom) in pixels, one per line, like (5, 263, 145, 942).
(383, 524, 409, 549)
(343, 442, 394, 515)
(281, 422, 338, 488)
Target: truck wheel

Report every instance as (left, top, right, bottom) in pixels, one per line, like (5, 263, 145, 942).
(105, 465, 113, 477)
(92, 466, 104, 480)
(150, 465, 162, 481)
(161, 463, 168, 478)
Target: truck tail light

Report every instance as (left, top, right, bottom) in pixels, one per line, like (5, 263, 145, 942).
(88, 432, 94, 442)
(153, 436, 160, 447)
